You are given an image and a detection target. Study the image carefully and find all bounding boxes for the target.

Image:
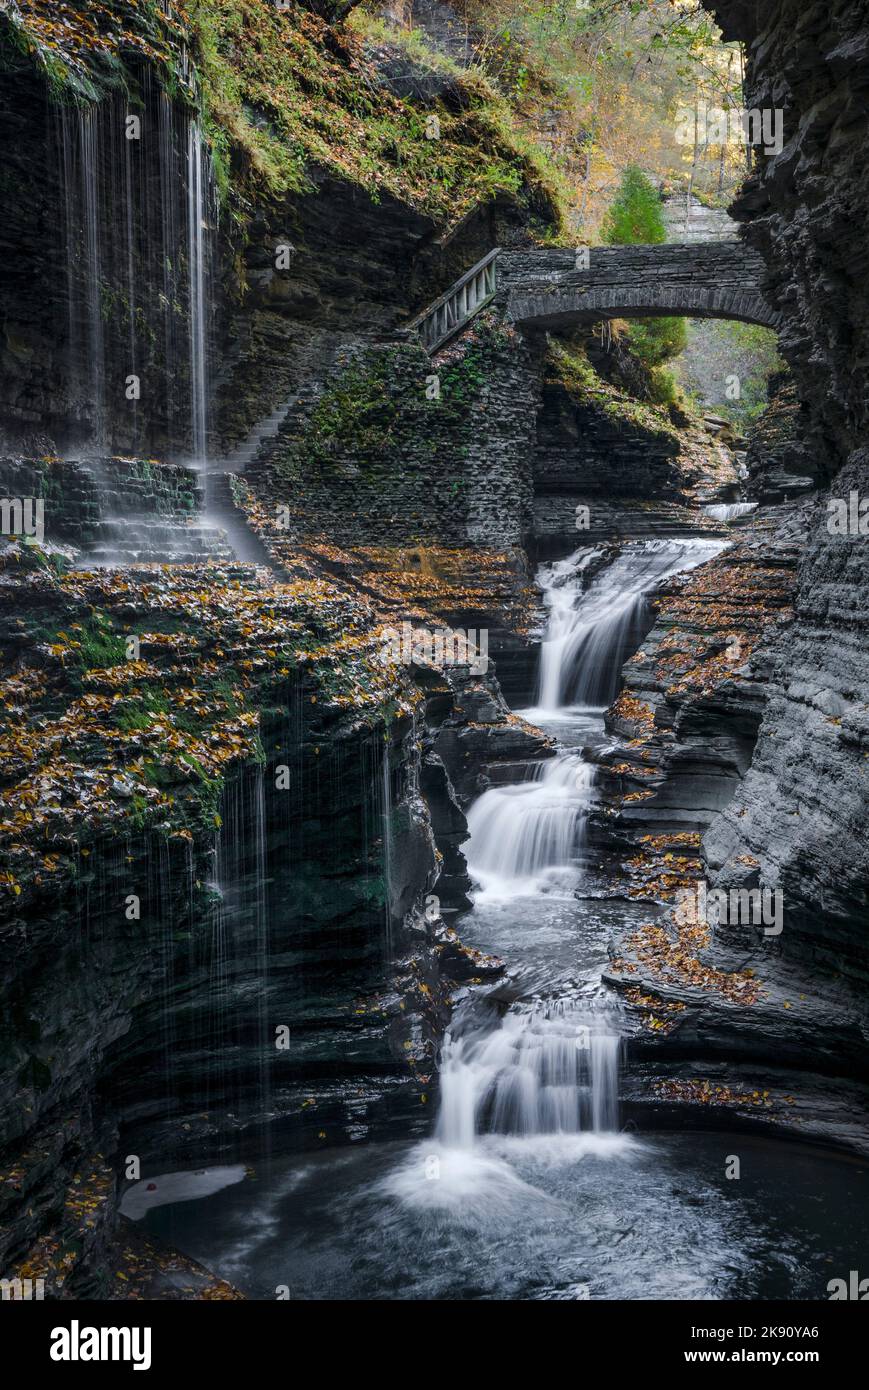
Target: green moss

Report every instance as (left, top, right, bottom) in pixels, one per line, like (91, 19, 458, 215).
(1, 1, 173, 104)
(112, 687, 196, 735)
(626, 316, 688, 369)
(276, 321, 508, 482)
(645, 366, 681, 408)
(7, 2, 564, 232)
(548, 340, 681, 443)
(191, 0, 562, 228)
(73, 613, 127, 670)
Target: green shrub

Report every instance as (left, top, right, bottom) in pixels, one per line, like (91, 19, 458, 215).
(646, 367, 681, 407)
(627, 315, 688, 368)
(602, 166, 685, 369)
(601, 165, 667, 246)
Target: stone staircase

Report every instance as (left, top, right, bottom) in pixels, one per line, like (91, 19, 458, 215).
(215, 398, 298, 475)
(203, 473, 276, 569)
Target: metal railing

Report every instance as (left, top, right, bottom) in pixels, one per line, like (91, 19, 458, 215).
(409, 249, 500, 354)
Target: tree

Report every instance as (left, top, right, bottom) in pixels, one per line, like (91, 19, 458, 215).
(601, 165, 687, 373)
(601, 165, 667, 245)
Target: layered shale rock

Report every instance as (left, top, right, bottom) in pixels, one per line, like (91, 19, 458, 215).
(0, 526, 518, 1293)
(248, 314, 545, 550)
(696, 0, 869, 983)
(531, 338, 737, 553)
(743, 372, 816, 503)
(0, 456, 232, 566)
(591, 508, 806, 850)
(705, 475, 869, 984)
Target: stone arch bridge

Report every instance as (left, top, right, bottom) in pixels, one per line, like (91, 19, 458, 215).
(411, 241, 779, 353)
(502, 242, 779, 332)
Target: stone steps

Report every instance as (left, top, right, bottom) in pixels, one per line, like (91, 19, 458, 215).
(203, 474, 276, 568)
(216, 397, 298, 474)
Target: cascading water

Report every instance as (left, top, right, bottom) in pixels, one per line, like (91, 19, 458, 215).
(80, 109, 106, 451)
(158, 91, 181, 445)
(466, 756, 594, 898)
(536, 538, 725, 714)
(206, 770, 272, 1134)
(466, 542, 723, 904)
(437, 1002, 620, 1146)
(432, 537, 728, 1161)
(381, 745, 395, 960)
(55, 96, 231, 569)
(123, 111, 139, 445)
(187, 120, 210, 472)
(56, 96, 216, 469)
(703, 501, 758, 523)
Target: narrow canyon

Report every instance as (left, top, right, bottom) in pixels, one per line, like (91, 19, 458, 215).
(1, 0, 867, 1309)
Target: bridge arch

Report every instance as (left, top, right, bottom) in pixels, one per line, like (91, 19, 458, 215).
(500, 242, 780, 333)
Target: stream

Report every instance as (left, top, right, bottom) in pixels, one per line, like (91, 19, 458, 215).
(138, 538, 869, 1299)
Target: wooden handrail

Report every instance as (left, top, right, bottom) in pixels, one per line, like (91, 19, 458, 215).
(409, 249, 500, 354)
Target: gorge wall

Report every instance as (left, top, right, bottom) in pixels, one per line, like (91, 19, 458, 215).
(0, 0, 560, 1295)
(3, 0, 869, 1298)
(699, 0, 869, 979)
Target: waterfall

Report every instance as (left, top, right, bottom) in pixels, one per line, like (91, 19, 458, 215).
(433, 537, 727, 1158)
(465, 756, 594, 898)
(464, 541, 725, 901)
(78, 107, 106, 451)
(158, 91, 182, 450)
(56, 97, 215, 465)
(703, 502, 758, 522)
(59, 110, 81, 433)
(123, 116, 138, 444)
(187, 121, 210, 470)
(381, 745, 395, 960)
(536, 538, 725, 712)
(208, 770, 272, 1134)
(437, 1003, 620, 1145)
(252, 766, 272, 1147)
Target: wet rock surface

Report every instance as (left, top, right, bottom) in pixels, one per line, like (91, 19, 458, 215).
(697, 0, 869, 987)
(2, 0, 869, 1300)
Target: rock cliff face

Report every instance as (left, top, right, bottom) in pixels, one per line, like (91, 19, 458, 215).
(0, 0, 567, 1295)
(4, 0, 869, 1294)
(252, 314, 544, 549)
(531, 338, 703, 554)
(591, 511, 805, 849)
(709, 0, 869, 478)
(0, 79, 205, 458)
(574, 2, 869, 1152)
(0, 509, 524, 1292)
(0, 456, 233, 564)
(212, 167, 540, 461)
(743, 372, 816, 502)
(697, 0, 869, 983)
(0, 3, 561, 1294)
(0, 0, 559, 461)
